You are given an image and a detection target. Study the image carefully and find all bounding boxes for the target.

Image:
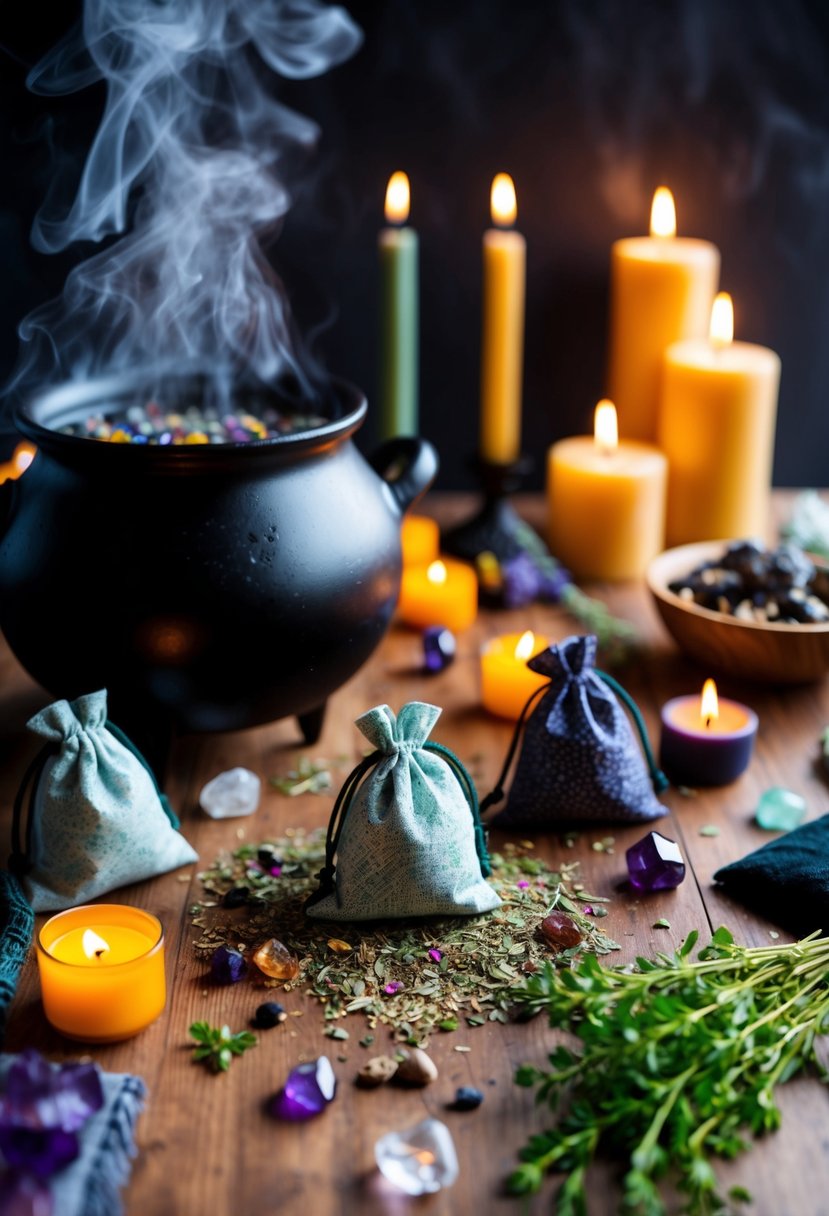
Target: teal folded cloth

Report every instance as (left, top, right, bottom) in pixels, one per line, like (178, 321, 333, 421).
(0, 871, 34, 1041)
(0, 1053, 146, 1216)
(713, 814, 829, 935)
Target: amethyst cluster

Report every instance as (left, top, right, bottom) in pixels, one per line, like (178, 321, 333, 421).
(0, 1050, 104, 1213)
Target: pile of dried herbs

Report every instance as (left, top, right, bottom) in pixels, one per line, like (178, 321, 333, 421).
(190, 830, 617, 1046)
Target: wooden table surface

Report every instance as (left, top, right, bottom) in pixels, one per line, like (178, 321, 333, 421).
(2, 493, 828, 1216)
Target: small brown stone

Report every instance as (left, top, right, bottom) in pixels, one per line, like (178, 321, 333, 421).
(540, 911, 583, 951)
(394, 1047, 439, 1086)
(356, 1056, 399, 1088)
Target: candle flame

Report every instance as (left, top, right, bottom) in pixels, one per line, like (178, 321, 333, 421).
(82, 929, 110, 960)
(700, 678, 719, 728)
(515, 630, 535, 661)
(490, 173, 517, 227)
(709, 292, 734, 349)
(427, 560, 447, 586)
(593, 399, 618, 455)
(0, 443, 36, 486)
(384, 171, 410, 224)
(649, 186, 676, 238)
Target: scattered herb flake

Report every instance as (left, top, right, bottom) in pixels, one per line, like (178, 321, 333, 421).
(699, 825, 721, 837)
(653, 918, 671, 929)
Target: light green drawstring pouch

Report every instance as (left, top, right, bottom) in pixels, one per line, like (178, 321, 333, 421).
(9, 690, 197, 912)
(306, 702, 500, 921)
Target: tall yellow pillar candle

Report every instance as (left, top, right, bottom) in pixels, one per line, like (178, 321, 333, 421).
(607, 187, 720, 441)
(659, 293, 781, 544)
(480, 173, 526, 464)
(548, 401, 668, 580)
(37, 904, 166, 1042)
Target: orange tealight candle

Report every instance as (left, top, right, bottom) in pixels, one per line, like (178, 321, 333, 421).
(659, 678, 758, 786)
(400, 514, 440, 569)
(397, 558, 478, 632)
(480, 630, 550, 720)
(37, 904, 166, 1042)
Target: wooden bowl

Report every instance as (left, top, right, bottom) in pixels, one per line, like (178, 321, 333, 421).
(646, 541, 829, 684)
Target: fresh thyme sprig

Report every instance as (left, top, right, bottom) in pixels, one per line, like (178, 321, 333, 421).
(508, 927, 829, 1215)
(189, 1021, 257, 1073)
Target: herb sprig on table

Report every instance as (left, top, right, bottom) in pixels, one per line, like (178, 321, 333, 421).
(508, 927, 829, 1216)
(189, 1021, 257, 1073)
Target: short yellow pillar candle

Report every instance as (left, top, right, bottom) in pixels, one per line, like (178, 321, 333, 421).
(547, 400, 668, 581)
(607, 187, 720, 441)
(480, 630, 550, 720)
(397, 558, 478, 633)
(37, 904, 166, 1042)
(658, 292, 781, 545)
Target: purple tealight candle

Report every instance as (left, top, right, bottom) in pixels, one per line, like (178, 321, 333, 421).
(660, 679, 758, 787)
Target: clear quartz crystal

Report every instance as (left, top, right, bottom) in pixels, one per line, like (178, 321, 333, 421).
(199, 767, 261, 818)
(375, 1118, 459, 1196)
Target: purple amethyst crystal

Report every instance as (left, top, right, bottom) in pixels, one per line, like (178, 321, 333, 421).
(422, 626, 456, 674)
(0, 1128, 79, 1180)
(0, 1170, 53, 1216)
(1, 1053, 103, 1136)
(0, 1051, 105, 1184)
(209, 944, 247, 984)
(626, 831, 686, 892)
(269, 1057, 336, 1121)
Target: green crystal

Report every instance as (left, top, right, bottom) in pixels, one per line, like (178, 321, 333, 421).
(755, 787, 807, 832)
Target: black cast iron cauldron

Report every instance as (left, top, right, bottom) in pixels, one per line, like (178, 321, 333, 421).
(0, 372, 437, 753)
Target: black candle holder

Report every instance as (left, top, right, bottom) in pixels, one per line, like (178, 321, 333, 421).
(440, 455, 549, 566)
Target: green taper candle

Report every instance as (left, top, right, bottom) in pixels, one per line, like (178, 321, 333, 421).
(379, 171, 419, 440)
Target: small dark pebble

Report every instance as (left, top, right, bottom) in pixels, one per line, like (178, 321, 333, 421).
(222, 886, 249, 909)
(251, 1001, 287, 1029)
(452, 1086, 484, 1111)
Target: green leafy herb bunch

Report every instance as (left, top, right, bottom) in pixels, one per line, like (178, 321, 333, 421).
(508, 927, 829, 1215)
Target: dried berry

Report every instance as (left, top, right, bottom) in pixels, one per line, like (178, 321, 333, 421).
(539, 911, 583, 950)
(222, 887, 249, 909)
(451, 1086, 484, 1111)
(250, 1001, 287, 1029)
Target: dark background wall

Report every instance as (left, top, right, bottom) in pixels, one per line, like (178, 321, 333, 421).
(2, 0, 829, 490)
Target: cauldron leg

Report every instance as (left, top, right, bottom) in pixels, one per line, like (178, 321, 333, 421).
(106, 697, 176, 783)
(297, 703, 327, 746)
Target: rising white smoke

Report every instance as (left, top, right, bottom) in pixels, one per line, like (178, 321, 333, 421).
(9, 0, 362, 404)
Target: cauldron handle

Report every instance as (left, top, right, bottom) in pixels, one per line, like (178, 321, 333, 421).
(0, 477, 16, 540)
(369, 437, 439, 515)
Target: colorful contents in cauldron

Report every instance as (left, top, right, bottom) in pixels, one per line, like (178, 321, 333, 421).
(668, 540, 829, 624)
(59, 400, 329, 444)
